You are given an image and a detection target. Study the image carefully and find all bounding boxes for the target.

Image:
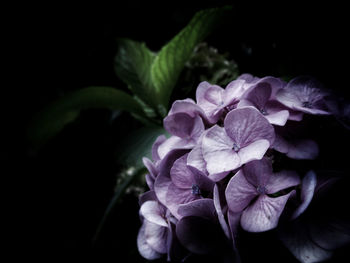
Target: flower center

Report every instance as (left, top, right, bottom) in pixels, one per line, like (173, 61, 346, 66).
(232, 142, 240, 152)
(257, 185, 267, 194)
(191, 184, 201, 195)
(260, 108, 268, 115)
(302, 101, 313, 108)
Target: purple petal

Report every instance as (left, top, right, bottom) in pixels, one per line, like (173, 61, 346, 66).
(237, 139, 270, 165)
(145, 173, 155, 190)
(272, 133, 289, 154)
(291, 171, 317, 219)
(245, 82, 272, 109)
(139, 190, 157, 206)
(202, 125, 240, 174)
(154, 149, 189, 206)
(243, 158, 273, 188)
(223, 78, 246, 105)
(176, 216, 225, 255)
(170, 154, 194, 189)
(166, 183, 198, 219)
(208, 171, 230, 182)
(140, 201, 168, 227)
(241, 193, 292, 232)
(168, 98, 204, 118)
(228, 210, 241, 241)
(143, 157, 157, 179)
(287, 139, 319, 160)
(187, 143, 207, 175)
(152, 135, 167, 162)
(288, 109, 304, 121)
(137, 223, 162, 260)
(224, 107, 275, 147)
(214, 184, 231, 239)
(178, 198, 216, 221)
(158, 136, 195, 160)
(279, 223, 333, 263)
(264, 110, 289, 126)
(144, 220, 168, 254)
(164, 113, 194, 138)
(225, 170, 257, 213)
(267, 170, 300, 194)
(309, 220, 350, 250)
(276, 76, 331, 115)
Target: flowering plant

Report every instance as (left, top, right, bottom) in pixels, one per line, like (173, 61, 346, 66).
(138, 74, 350, 262)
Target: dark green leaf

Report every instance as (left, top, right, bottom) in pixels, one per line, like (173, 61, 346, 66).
(114, 39, 157, 107)
(28, 86, 144, 148)
(116, 126, 168, 168)
(150, 6, 232, 108)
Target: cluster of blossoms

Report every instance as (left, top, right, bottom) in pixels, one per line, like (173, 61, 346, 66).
(137, 74, 348, 262)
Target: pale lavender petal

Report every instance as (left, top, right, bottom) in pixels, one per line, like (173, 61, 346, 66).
(237, 139, 270, 166)
(291, 171, 317, 219)
(144, 220, 168, 254)
(241, 193, 291, 232)
(202, 125, 240, 174)
(267, 170, 300, 194)
(208, 171, 230, 182)
(214, 184, 231, 239)
(137, 223, 162, 260)
(178, 199, 216, 222)
(168, 99, 202, 117)
(225, 170, 257, 213)
(264, 110, 289, 126)
(243, 158, 273, 188)
(287, 139, 319, 160)
(187, 143, 207, 175)
(223, 78, 246, 105)
(237, 99, 255, 108)
(224, 107, 275, 147)
(158, 136, 194, 160)
(140, 201, 168, 227)
(166, 183, 197, 219)
(170, 154, 193, 189)
(152, 135, 167, 162)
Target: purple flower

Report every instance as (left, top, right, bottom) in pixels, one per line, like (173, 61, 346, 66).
(202, 107, 275, 175)
(196, 80, 245, 123)
(225, 158, 300, 232)
(276, 76, 331, 115)
(159, 153, 214, 219)
(137, 194, 172, 260)
(238, 77, 290, 126)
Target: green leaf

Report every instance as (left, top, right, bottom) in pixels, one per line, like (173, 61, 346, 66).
(150, 6, 232, 108)
(116, 126, 168, 168)
(28, 86, 144, 148)
(114, 39, 157, 107)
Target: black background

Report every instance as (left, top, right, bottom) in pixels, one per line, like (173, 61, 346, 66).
(7, 0, 350, 262)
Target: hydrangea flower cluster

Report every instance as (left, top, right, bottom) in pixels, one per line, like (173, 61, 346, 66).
(137, 74, 346, 262)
